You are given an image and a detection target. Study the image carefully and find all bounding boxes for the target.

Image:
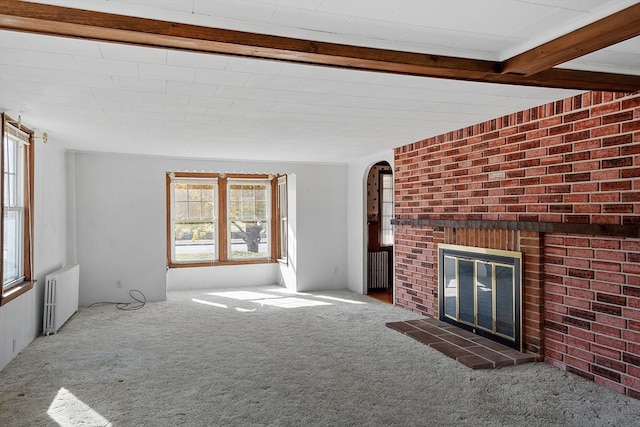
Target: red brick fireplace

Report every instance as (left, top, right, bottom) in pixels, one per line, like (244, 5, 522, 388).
(393, 91, 640, 398)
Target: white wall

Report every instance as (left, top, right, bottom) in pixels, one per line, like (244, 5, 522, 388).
(167, 264, 279, 290)
(346, 150, 394, 294)
(0, 139, 68, 370)
(71, 152, 347, 305)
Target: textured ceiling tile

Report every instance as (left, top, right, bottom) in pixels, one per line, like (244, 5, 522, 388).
(138, 63, 197, 82)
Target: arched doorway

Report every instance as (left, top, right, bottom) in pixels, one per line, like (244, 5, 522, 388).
(365, 161, 393, 303)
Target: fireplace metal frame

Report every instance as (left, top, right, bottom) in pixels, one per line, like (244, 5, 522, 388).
(438, 244, 523, 351)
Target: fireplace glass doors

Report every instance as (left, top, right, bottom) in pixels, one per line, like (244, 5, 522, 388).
(439, 244, 522, 350)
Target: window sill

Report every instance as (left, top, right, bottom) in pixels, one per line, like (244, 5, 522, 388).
(168, 259, 279, 269)
(1, 280, 36, 307)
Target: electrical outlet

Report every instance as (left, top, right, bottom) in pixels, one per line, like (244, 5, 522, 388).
(116, 280, 123, 288)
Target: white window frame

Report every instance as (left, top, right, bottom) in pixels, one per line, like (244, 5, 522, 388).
(169, 176, 218, 265)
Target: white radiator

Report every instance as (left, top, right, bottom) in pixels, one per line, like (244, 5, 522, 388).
(43, 265, 80, 336)
(367, 251, 388, 289)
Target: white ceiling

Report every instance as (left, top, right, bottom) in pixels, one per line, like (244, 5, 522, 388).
(0, 0, 638, 163)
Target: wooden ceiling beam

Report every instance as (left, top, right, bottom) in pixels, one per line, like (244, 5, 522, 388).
(502, 3, 640, 76)
(0, 0, 638, 92)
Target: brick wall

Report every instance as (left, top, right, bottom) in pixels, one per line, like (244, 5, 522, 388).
(394, 91, 640, 398)
(544, 235, 640, 398)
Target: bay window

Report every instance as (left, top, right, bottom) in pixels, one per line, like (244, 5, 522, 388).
(167, 172, 286, 267)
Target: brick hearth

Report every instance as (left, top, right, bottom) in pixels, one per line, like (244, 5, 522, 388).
(387, 318, 536, 369)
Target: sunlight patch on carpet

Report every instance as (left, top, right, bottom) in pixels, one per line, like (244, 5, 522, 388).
(47, 387, 111, 427)
(191, 298, 228, 308)
(252, 297, 332, 308)
(313, 295, 367, 304)
(207, 291, 281, 300)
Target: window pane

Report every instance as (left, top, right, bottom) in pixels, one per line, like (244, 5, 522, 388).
(228, 181, 269, 260)
(240, 202, 255, 219)
(188, 187, 202, 201)
(188, 202, 202, 219)
(380, 174, 393, 246)
(3, 130, 25, 287)
(202, 201, 214, 220)
(172, 179, 217, 263)
(3, 210, 23, 284)
(174, 221, 215, 262)
(229, 220, 268, 259)
(174, 185, 187, 202)
(174, 202, 188, 221)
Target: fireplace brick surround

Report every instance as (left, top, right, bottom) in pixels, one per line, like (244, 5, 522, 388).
(393, 91, 640, 398)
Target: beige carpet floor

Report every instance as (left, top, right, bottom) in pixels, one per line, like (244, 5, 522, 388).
(0, 286, 638, 426)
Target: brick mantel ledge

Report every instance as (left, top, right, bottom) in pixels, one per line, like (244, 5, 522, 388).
(391, 218, 640, 239)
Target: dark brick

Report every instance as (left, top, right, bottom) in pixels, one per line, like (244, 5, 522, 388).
(622, 193, 640, 202)
(602, 134, 632, 147)
(520, 177, 540, 186)
(621, 144, 640, 156)
(563, 316, 591, 330)
(506, 151, 526, 161)
(565, 173, 591, 182)
(564, 130, 590, 143)
(568, 308, 596, 321)
(603, 204, 633, 213)
(548, 165, 572, 174)
(519, 159, 540, 168)
(597, 293, 626, 306)
(621, 168, 640, 178)
(550, 124, 572, 135)
(548, 185, 571, 193)
(549, 145, 572, 155)
(545, 320, 568, 334)
(602, 157, 633, 168)
(565, 215, 590, 224)
(623, 286, 640, 297)
(622, 216, 640, 226)
(623, 352, 640, 367)
(540, 194, 564, 203)
(564, 152, 590, 162)
(568, 269, 595, 280)
(602, 111, 633, 125)
(601, 181, 632, 192)
(592, 302, 622, 316)
(591, 365, 621, 382)
(505, 187, 525, 196)
(595, 356, 626, 373)
(565, 110, 590, 122)
(567, 366, 594, 381)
